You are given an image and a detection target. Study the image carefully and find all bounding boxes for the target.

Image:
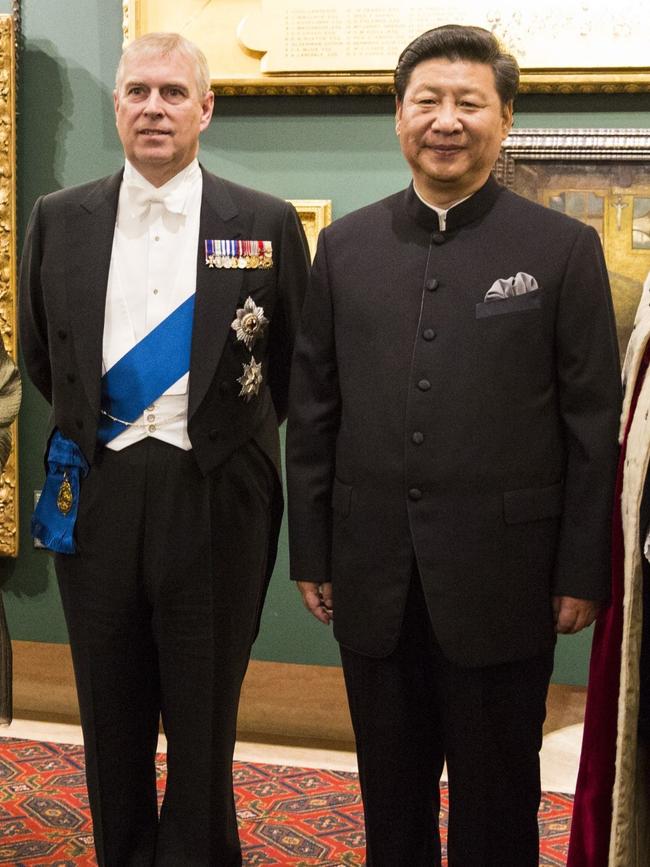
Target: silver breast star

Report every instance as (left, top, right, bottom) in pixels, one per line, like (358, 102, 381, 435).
(231, 297, 269, 350)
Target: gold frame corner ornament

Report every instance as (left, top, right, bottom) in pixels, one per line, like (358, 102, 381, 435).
(0, 15, 17, 557)
(288, 199, 332, 260)
(121, 2, 134, 49)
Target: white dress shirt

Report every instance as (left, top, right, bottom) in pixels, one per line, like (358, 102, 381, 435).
(103, 159, 202, 451)
(413, 184, 471, 230)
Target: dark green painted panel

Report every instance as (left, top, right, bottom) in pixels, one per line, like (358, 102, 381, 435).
(2, 0, 643, 683)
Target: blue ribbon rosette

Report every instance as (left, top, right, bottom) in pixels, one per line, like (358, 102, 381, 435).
(31, 430, 90, 554)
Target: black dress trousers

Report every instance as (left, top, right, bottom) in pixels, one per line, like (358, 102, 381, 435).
(340, 574, 554, 867)
(55, 436, 275, 867)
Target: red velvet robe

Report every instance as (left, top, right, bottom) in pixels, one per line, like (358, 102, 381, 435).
(567, 346, 650, 866)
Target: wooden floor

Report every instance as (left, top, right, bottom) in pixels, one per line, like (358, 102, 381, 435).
(10, 640, 585, 750)
(544, 683, 587, 735)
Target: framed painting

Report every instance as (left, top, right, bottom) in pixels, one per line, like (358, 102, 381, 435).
(495, 129, 650, 362)
(122, 1, 650, 95)
(288, 199, 332, 260)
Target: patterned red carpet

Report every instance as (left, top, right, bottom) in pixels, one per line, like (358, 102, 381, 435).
(0, 737, 572, 865)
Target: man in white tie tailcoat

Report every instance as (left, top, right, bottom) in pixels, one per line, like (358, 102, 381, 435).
(20, 32, 309, 867)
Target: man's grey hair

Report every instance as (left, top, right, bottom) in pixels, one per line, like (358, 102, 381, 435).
(116, 32, 211, 98)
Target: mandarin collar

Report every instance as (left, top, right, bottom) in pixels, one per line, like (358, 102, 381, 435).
(404, 175, 504, 233)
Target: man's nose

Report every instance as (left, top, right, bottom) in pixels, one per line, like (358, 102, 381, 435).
(143, 90, 164, 115)
(431, 101, 462, 133)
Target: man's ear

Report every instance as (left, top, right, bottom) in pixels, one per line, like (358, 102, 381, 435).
(501, 100, 514, 138)
(395, 98, 403, 136)
(199, 90, 215, 132)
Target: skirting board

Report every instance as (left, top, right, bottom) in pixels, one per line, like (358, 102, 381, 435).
(10, 640, 356, 748)
(9, 641, 585, 747)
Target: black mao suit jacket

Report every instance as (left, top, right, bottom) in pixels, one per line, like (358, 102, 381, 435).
(288, 177, 622, 668)
(20, 166, 310, 573)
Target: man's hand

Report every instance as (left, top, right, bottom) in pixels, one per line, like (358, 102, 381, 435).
(297, 581, 333, 625)
(552, 596, 600, 634)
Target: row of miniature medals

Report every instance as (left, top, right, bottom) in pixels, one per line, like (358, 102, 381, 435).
(205, 239, 273, 269)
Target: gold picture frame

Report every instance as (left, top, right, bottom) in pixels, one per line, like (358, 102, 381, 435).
(0, 16, 17, 556)
(289, 199, 332, 260)
(122, 1, 650, 95)
(495, 128, 650, 363)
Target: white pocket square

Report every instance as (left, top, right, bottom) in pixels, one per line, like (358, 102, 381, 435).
(484, 272, 539, 301)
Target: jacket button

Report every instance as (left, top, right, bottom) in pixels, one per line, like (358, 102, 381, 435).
(426, 278, 439, 291)
(58, 329, 67, 340)
(417, 379, 431, 391)
(422, 328, 436, 341)
(412, 431, 424, 445)
(75, 418, 83, 429)
(408, 488, 422, 501)
(208, 429, 219, 441)
(218, 381, 231, 396)
(66, 372, 76, 383)
(431, 233, 445, 245)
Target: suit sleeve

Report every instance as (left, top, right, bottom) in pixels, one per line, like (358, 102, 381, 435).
(19, 196, 52, 404)
(267, 202, 311, 424)
(287, 230, 341, 582)
(552, 223, 622, 600)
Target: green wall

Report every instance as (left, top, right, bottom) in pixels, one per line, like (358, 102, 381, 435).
(1, 0, 648, 684)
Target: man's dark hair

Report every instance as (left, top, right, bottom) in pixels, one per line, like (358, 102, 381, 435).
(394, 24, 519, 105)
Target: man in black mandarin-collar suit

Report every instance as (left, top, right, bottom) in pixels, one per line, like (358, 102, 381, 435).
(20, 33, 309, 866)
(287, 25, 621, 866)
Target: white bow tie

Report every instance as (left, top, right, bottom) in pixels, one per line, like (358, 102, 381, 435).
(125, 181, 188, 218)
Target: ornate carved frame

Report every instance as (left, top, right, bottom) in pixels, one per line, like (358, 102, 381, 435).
(0, 16, 17, 557)
(495, 129, 650, 187)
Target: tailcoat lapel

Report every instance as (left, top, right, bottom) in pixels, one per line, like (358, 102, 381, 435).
(65, 167, 247, 421)
(67, 170, 123, 415)
(189, 169, 246, 417)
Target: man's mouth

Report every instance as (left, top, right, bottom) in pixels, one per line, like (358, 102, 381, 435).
(139, 129, 171, 136)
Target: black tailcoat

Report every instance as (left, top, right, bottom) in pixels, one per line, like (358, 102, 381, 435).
(20, 167, 309, 480)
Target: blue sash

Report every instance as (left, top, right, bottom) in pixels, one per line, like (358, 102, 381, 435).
(32, 294, 195, 553)
(97, 293, 195, 445)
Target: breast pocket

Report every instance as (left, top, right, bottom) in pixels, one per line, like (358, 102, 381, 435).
(475, 290, 542, 319)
